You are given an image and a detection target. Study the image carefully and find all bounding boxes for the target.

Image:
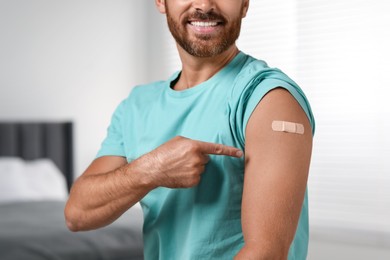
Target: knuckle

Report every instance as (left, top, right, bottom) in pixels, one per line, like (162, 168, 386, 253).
(193, 156, 206, 166)
(188, 168, 202, 180)
(189, 176, 201, 186)
(174, 135, 188, 143)
(214, 144, 224, 154)
(188, 161, 198, 169)
(172, 136, 181, 142)
(185, 141, 198, 153)
(174, 135, 184, 142)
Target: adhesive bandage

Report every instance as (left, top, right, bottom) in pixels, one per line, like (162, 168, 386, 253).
(272, 120, 304, 135)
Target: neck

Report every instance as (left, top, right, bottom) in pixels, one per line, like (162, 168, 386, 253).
(173, 45, 239, 90)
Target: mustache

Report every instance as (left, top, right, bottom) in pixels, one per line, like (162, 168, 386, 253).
(187, 10, 227, 23)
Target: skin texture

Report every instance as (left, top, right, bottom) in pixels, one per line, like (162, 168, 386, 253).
(155, 0, 249, 90)
(235, 88, 312, 259)
(65, 137, 243, 231)
(65, 1, 313, 259)
(163, 0, 245, 57)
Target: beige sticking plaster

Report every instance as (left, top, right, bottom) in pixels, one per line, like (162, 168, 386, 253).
(272, 120, 304, 135)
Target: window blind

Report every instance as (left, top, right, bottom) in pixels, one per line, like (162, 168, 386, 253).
(159, 0, 390, 237)
(295, 0, 390, 234)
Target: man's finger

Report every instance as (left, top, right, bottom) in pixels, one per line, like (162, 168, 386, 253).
(197, 141, 243, 158)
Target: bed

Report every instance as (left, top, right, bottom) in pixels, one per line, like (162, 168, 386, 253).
(0, 122, 144, 260)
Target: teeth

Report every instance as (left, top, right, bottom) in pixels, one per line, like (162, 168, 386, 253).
(191, 21, 218, 27)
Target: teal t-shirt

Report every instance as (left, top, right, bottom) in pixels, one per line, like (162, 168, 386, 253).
(97, 52, 315, 260)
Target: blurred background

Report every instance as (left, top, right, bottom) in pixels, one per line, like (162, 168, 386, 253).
(0, 0, 389, 259)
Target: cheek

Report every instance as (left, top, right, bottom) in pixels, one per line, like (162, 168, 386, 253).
(220, 1, 246, 18)
(166, 1, 191, 17)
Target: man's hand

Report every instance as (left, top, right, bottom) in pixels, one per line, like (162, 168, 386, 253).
(65, 136, 242, 231)
(137, 136, 243, 189)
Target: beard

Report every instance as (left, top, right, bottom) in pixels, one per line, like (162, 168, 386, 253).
(165, 5, 243, 58)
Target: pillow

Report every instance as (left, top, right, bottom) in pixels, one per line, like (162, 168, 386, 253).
(0, 157, 68, 203)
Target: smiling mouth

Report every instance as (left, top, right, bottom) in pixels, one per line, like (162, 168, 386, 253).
(189, 21, 221, 27)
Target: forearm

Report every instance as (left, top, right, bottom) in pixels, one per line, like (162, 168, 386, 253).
(65, 136, 243, 231)
(65, 158, 153, 231)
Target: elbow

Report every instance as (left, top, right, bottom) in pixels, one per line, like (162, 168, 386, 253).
(64, 202, 85, 232)
(235, 242, 290, 260)
(65, 219, 80, 232)
(236, 249, 288, 260)
(64, 201, 105, 232)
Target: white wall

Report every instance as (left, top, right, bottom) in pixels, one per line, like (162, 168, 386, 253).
(308, 239, 390, 260)
(308, 227, 390, 259)
(0, 0, 150, 175)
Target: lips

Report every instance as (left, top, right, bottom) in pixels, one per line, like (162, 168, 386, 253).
(185, 10, 226, 35)
(187, 21, 222, 35)
(189, 21, 219, 27)
(186, 10, 226, 26)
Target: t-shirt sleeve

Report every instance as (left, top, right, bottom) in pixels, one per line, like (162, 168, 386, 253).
(229, 69, 315, 148)
(96, 99, 127, 158)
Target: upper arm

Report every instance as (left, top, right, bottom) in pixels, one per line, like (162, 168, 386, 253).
(241, 88, 313, 254)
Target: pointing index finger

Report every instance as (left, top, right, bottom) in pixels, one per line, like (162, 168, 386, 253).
(197, 141, 243, 158)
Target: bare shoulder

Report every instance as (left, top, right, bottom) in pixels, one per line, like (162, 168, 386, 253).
(245, 87, 313, 164)
(246, 87, 312, 141)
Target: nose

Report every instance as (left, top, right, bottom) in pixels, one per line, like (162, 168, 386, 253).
(192, 0, 215, 13)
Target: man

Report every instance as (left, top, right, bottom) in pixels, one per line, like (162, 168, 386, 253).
(65, 0, 315, 259)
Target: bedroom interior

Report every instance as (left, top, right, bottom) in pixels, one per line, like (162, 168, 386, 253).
(0, 122, 144, 259)
(0, 1, 389, 260)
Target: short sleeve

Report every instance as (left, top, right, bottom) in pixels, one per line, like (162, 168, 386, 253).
(229, 67, 315, 148)
(96, 99, 127, 158)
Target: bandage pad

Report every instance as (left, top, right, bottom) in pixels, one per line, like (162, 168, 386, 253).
(272, 120, 304, 135)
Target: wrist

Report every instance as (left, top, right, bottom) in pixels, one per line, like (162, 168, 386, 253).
(126, 154, 159, 190)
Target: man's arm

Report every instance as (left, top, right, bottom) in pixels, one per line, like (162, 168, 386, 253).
(64, 137, 243, 232)
(235, 88, 313, 259)
(64, 155, 149, 231)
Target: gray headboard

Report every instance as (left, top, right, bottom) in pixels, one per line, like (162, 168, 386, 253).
(0, 122, 74, 191)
